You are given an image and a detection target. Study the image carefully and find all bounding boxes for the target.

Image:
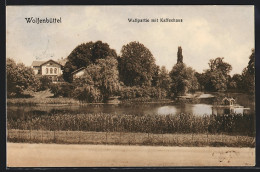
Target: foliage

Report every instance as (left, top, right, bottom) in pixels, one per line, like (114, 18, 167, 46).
(119, 86, 167, 100)
(73, 85, 102, 103)
(157, 66, 172, 97)
(228, 74, 243, 90)
(241, 49, 255, 94)
(6, 58, 39, 97)
(203, 57, 232, 92)
(8, 112, 255, 136)
(169, 63, 198, 96)
(49, 82, 75, 97)
(177, 46, 183, 64)
(194, 72, 206, 91)
(118, 41, 157, 87)
(38, 76, 52, 91)
(63, 41, 117, 82)
(73, 57, 121, 102)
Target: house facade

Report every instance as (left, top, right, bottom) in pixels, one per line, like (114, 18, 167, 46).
(31, 59, 63, 82)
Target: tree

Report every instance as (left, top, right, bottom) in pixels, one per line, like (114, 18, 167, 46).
(204, 70, 229, 91)
(169, 47, 198, 96)
(208, 57, 232, 76)
(195, 72, 207, 91)
(6, 58, 39, 97)
(170, 63, 198, 96)
(73, 57, 121, 102)
(118, 41, 157, 87)
(177, 46, 183, 64)
(63, 41, 117, 82)
(227, 74, 243, 90)
(203, 57, 232, 92)
(241, 49, 255, 94)
(157, 66, 171, 96)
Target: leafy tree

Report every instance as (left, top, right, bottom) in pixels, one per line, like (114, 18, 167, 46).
(6, 58, 39, 97)
(241, 49, 255, 94)
(169, 63, 198, 96)
(203, 57, 232, 92)
(177, 46, 183, 64)
(157, 66, 171, 96)
(204, 70, 228, 91)
(118, 41, 157, 87)
(208, 57, 232, 75)
(194, 72, 207, 91)
(227, 74, 243, 90)
(151, 65, 160, 87)
(73, 57, 121, 102)
(63, 41, 117, 82)
(169, 47, 198, 96)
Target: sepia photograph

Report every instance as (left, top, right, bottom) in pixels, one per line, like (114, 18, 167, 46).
(6, 5, 255, 167)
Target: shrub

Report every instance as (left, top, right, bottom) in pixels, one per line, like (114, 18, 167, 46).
(72, 85, 102, 103)
(119, 86, 168, 100)
(38, 76, 52, 91)
(50, 82, 75, 97)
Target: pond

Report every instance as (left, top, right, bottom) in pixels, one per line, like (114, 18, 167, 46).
(7, 92, 255, 120)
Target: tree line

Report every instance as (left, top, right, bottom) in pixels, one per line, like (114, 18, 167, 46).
(7, 41, 255, 102)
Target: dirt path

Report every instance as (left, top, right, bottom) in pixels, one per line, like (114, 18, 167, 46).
(7, 143, 255, 167)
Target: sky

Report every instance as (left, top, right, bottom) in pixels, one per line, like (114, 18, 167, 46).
(6, 5, 254, 75)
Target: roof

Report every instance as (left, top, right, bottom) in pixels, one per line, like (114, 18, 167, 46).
(57, 58, 67, 66)
(31, 59, 63, 67)
(222, 97, 235, 102)
(71, 67, 87, 75)
(31, 61, 45, 67)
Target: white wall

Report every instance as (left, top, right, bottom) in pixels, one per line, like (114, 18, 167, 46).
(41, 62, 62, 76)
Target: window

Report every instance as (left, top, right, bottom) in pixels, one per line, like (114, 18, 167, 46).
(46, 68, 48, 74)
(54, 68, 57, 74)
(50, 68, 53, 74)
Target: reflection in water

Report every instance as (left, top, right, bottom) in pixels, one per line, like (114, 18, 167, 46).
(233, 108, 244, 114)
(191, 104, 213, 116)
(198, 94, 215, 98)
(156, 104, 213, 116)
(157, 106, 177, 115)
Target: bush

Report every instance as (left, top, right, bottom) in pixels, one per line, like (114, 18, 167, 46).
(72, 85, 102, 103)
(7, 58, 39, 97)
(50, 82, 75, 97)
(119, 86, 168, 100)
(38, 76, 52, 91)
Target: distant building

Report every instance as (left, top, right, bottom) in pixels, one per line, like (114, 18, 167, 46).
(31, 59, 63, 82)
(71, 67, 87, 80)
(222, 97, 235, 106)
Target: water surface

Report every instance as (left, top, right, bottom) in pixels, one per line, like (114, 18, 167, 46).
(7, 92, 254, 120)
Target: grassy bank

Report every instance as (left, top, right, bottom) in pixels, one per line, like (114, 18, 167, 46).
(7, 129, 255, 147)
(7, 97, 81, 106)
(7, 97, 173, 106)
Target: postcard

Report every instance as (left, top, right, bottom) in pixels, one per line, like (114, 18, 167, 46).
(6, 5, 255, 167)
